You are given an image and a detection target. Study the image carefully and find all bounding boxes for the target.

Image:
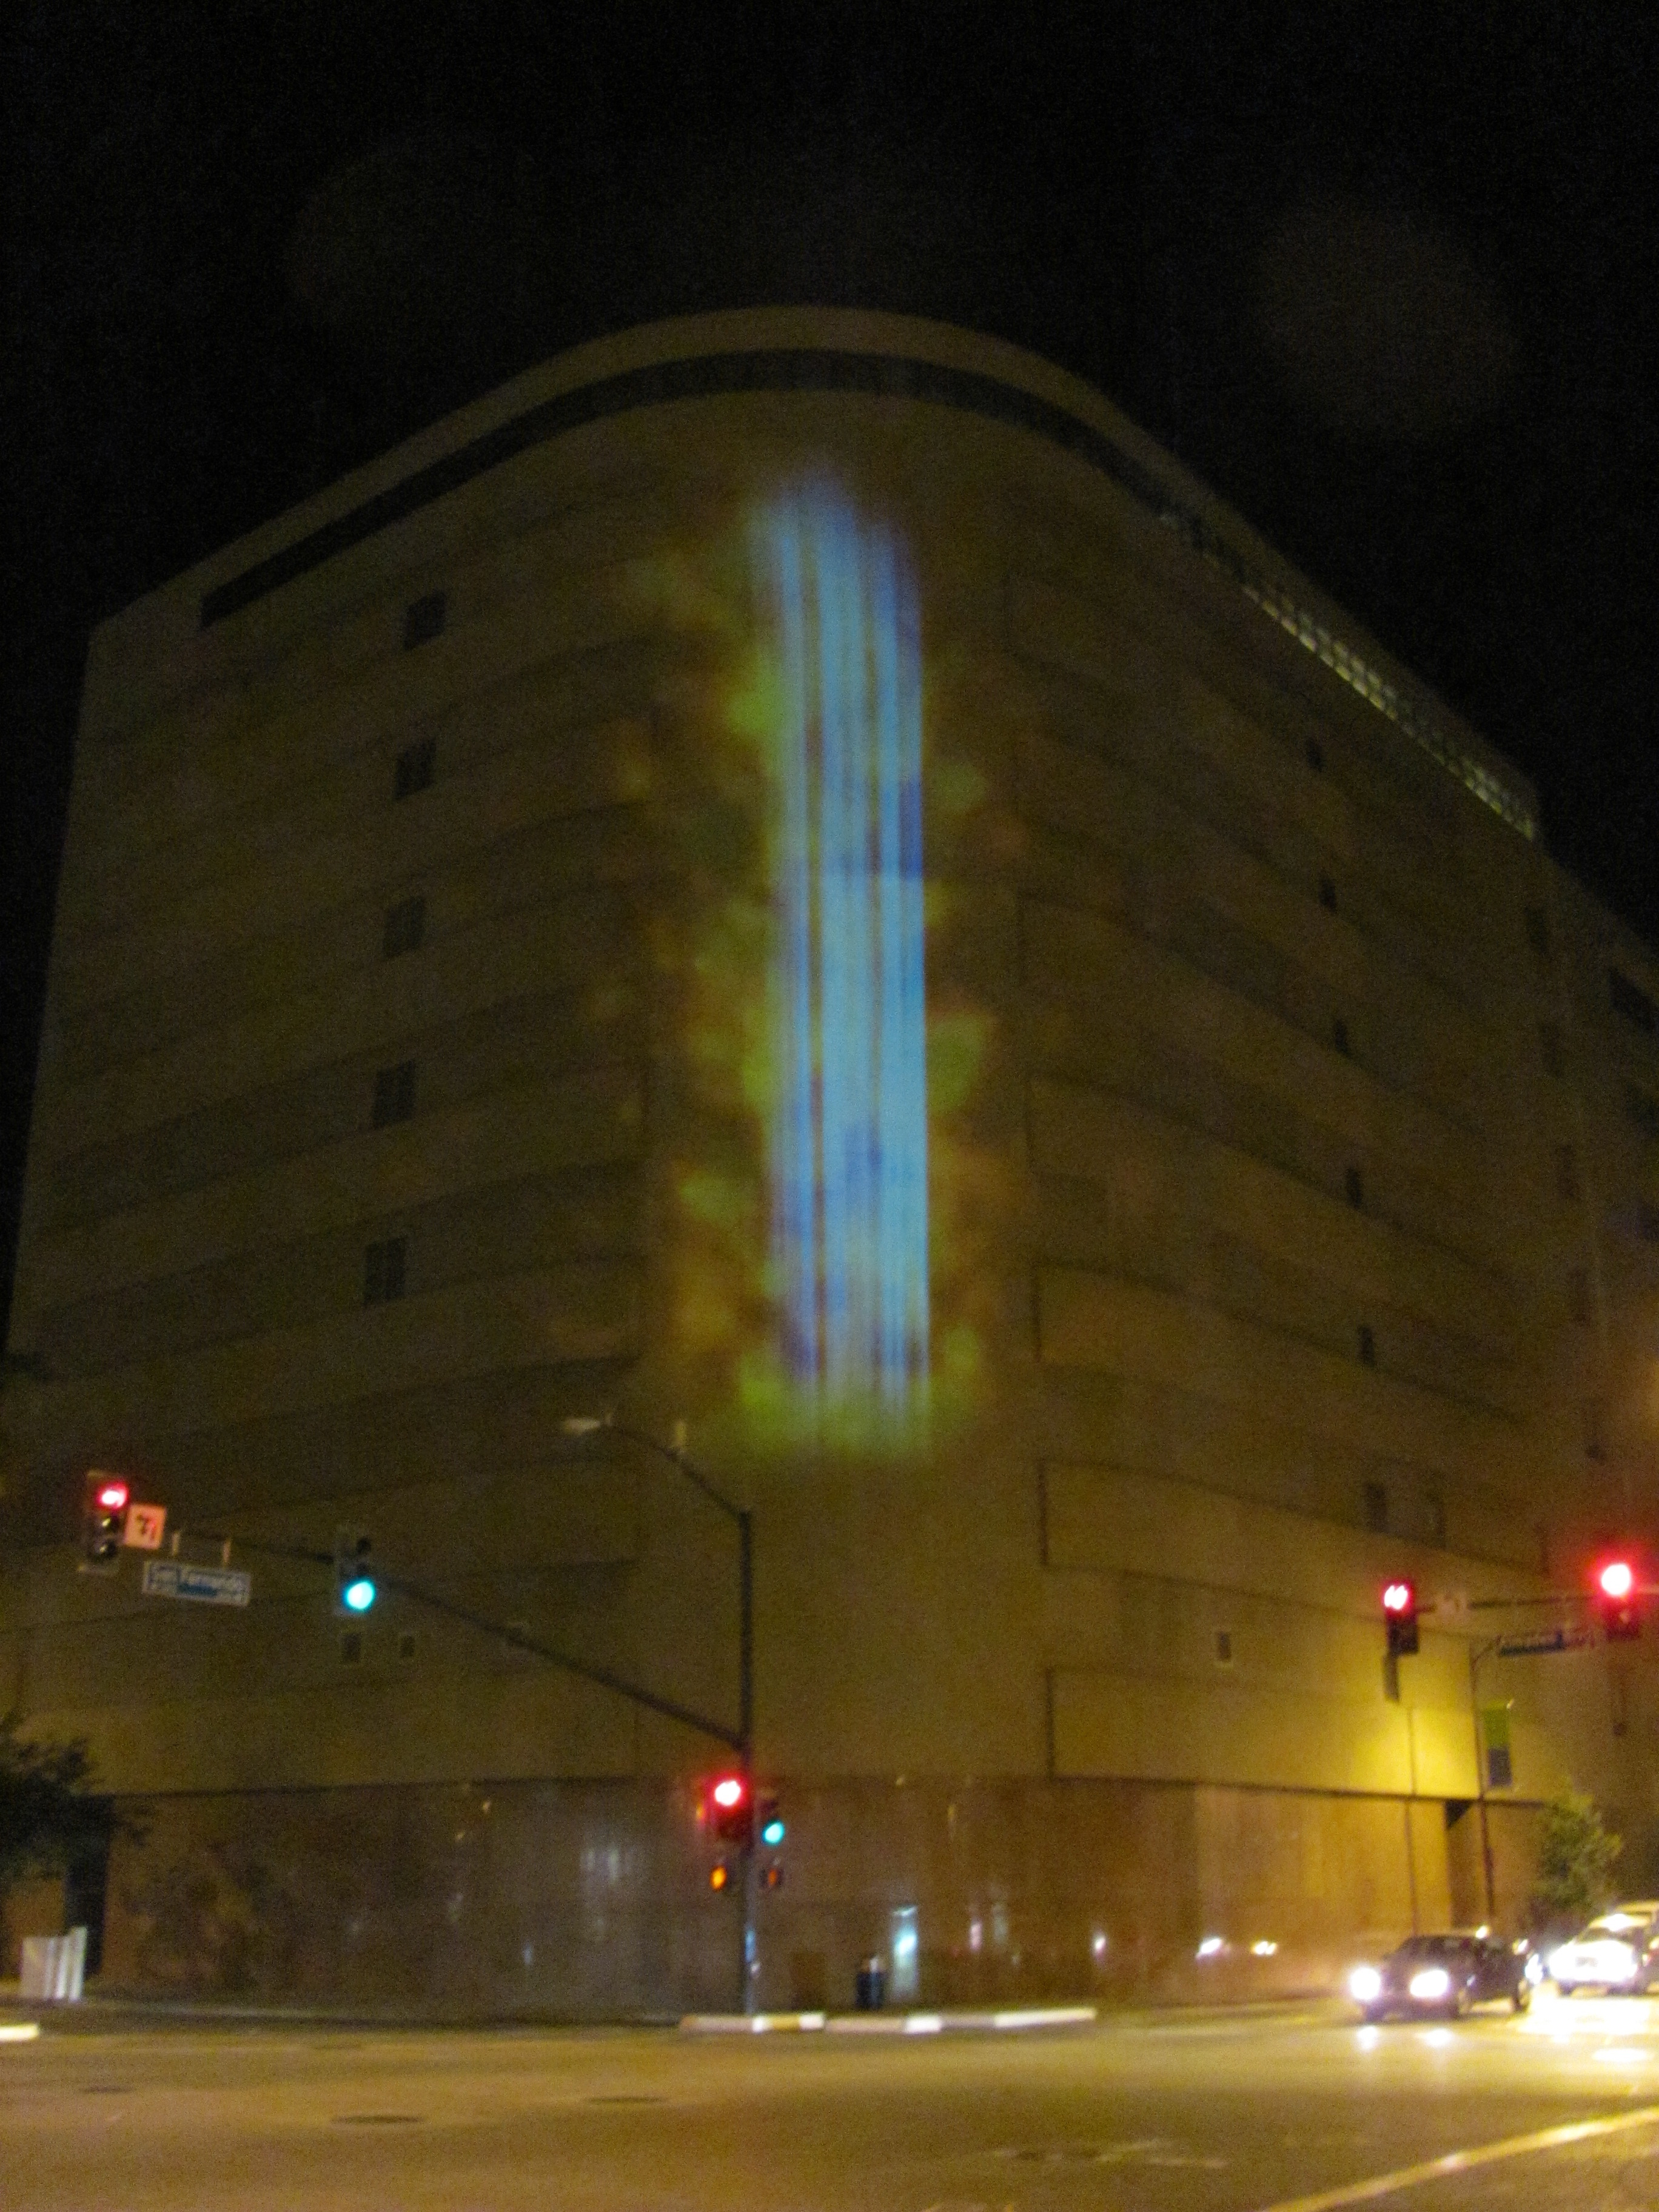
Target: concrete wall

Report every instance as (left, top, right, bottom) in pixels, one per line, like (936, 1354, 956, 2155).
(78, 1774, 1530, 2015)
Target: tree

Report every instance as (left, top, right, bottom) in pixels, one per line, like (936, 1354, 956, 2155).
(0, 1715, 126, 1902)
(1529, 1786, 1622, 1931)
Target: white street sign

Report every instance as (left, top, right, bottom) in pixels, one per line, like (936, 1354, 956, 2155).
(141, 1557, 250, 1607)
(124, 1503, 167, 1550)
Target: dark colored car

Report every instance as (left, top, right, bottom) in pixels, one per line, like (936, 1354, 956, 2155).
(1349, 1932, 1531, 2021)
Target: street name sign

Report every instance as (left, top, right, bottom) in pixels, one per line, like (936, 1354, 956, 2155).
(141, 1558, 250, 1607)
(1496, 1626, 1592, 1658)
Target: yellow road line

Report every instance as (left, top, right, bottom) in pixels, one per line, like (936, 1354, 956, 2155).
(1249, 2103, 1659, 2212)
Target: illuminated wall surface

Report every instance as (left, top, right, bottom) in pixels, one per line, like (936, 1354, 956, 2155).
(756, 484, 930, 1421)
(659, 466, 997, 1447)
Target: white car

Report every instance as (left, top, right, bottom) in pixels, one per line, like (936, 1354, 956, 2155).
(1549, 1904, 1659, 1994)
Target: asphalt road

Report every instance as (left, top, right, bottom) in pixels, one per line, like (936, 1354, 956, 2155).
(9, 1992, 1659, 2212)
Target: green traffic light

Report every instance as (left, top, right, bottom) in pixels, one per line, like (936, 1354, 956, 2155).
(342, 1575, 377, 1613)
(760, 1817, 785, 1848)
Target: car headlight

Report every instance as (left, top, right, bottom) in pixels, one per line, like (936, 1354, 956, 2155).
(1525, 1952, 1544, 1985)
(1409, 1967, 1452, 2001)
(1548, 1949, 1570, 1979)
(1350, 1966, 1382, 2003)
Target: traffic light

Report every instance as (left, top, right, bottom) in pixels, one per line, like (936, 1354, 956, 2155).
(706, 1772, 753, 1850)
(1596, 1558, 1641, 1641)
(81, 1472, 130, 1571)
(758, 1794, 785, 1850)
(333, 1530, 377, 1616)
(1382, 1578, 1419, 1657)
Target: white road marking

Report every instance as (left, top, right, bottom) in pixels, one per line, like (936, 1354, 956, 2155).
(1248, 2102, 1659, 2212)
(994, 2138, 1225, 2169)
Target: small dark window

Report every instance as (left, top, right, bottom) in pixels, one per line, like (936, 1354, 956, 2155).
(1213, 1629, 1234, 1667)
(397, 1631, 418, 1663)
(1610, 967, 1658, 1036)
(1332, 1016, 1351, 1057)
(364, 1236, 407, 1305)
(1555, 1144, 1580, 1202)
(383, 894, 426, 959)
(1305, 737, 1325, 773)
(403, 591, 446, 650)
(372, 1061, 417, 1128)
(1524, 904, 1552, 961)
(1318, 873, 1337, 912)
(1568, 1267, 1592, 1324)
(339, 1629, 365, 1666)
(1344, 1165, 1364, 1208)
(1627, 1082, 1659, 1138)
(1539, 1022, 1565, 1078)
(1362, 1477, 1387, 1529)
(394, 737, 436, 800)
(1358, 1323, 1376, 1367)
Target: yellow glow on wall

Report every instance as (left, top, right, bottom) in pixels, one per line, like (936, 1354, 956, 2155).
(642, 474, 1006, 1450)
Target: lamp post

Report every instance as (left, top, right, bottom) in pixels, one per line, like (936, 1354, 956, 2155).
(561, 1414, 756, 2010)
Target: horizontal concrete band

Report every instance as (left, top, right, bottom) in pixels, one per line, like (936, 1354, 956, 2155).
(196, 343, 1524, 837)
(199, 350, 1176, 626)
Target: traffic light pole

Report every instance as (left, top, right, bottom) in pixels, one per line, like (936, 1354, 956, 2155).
(1399, 1583, 1623, 1931)
(564, 1417, 757, 2013)
(173, 1530, 748, 1751)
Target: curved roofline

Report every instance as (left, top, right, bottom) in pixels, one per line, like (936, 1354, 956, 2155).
(190, 306, 1536, 839)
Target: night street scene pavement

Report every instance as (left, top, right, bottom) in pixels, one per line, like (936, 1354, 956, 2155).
(10, 1994, 1659, 2212)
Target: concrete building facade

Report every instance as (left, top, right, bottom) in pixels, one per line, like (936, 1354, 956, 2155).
(5, 306, 1658, 2012)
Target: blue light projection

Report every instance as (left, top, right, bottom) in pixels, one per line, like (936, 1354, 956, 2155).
(756, 484, 930, 1423)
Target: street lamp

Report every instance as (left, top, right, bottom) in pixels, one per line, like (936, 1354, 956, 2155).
(561, 1414, 756, 2009)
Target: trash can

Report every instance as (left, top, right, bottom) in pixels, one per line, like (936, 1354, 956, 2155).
(855, 1955, 886, 2010)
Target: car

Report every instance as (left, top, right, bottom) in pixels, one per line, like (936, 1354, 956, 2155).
(1349, 1932, 1531, 2021)
(1547, 1904, 1659, 1994)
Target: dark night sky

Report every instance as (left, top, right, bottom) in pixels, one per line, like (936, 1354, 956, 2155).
(4, 2, 1658, 1335)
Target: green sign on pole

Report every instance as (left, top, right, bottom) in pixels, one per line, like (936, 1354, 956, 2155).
(1480, 1704, 1513, 1791)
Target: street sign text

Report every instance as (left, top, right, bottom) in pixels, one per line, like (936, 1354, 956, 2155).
(141, 1558, 250, 1607)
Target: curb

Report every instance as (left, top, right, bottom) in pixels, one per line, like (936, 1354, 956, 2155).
(680, 2005, 1098, 2035)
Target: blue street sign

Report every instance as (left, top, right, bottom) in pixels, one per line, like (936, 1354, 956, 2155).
(141, 1558, 251, 1607)
(1496, 1626, 1591, 1658)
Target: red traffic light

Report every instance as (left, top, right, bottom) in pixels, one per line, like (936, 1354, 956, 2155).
(81, 1470, 132, 1570)
(1381, 1578, 1419, 1657)
(1595, 1557, 1641, 1641)
(706, 1772, 754, 1848)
